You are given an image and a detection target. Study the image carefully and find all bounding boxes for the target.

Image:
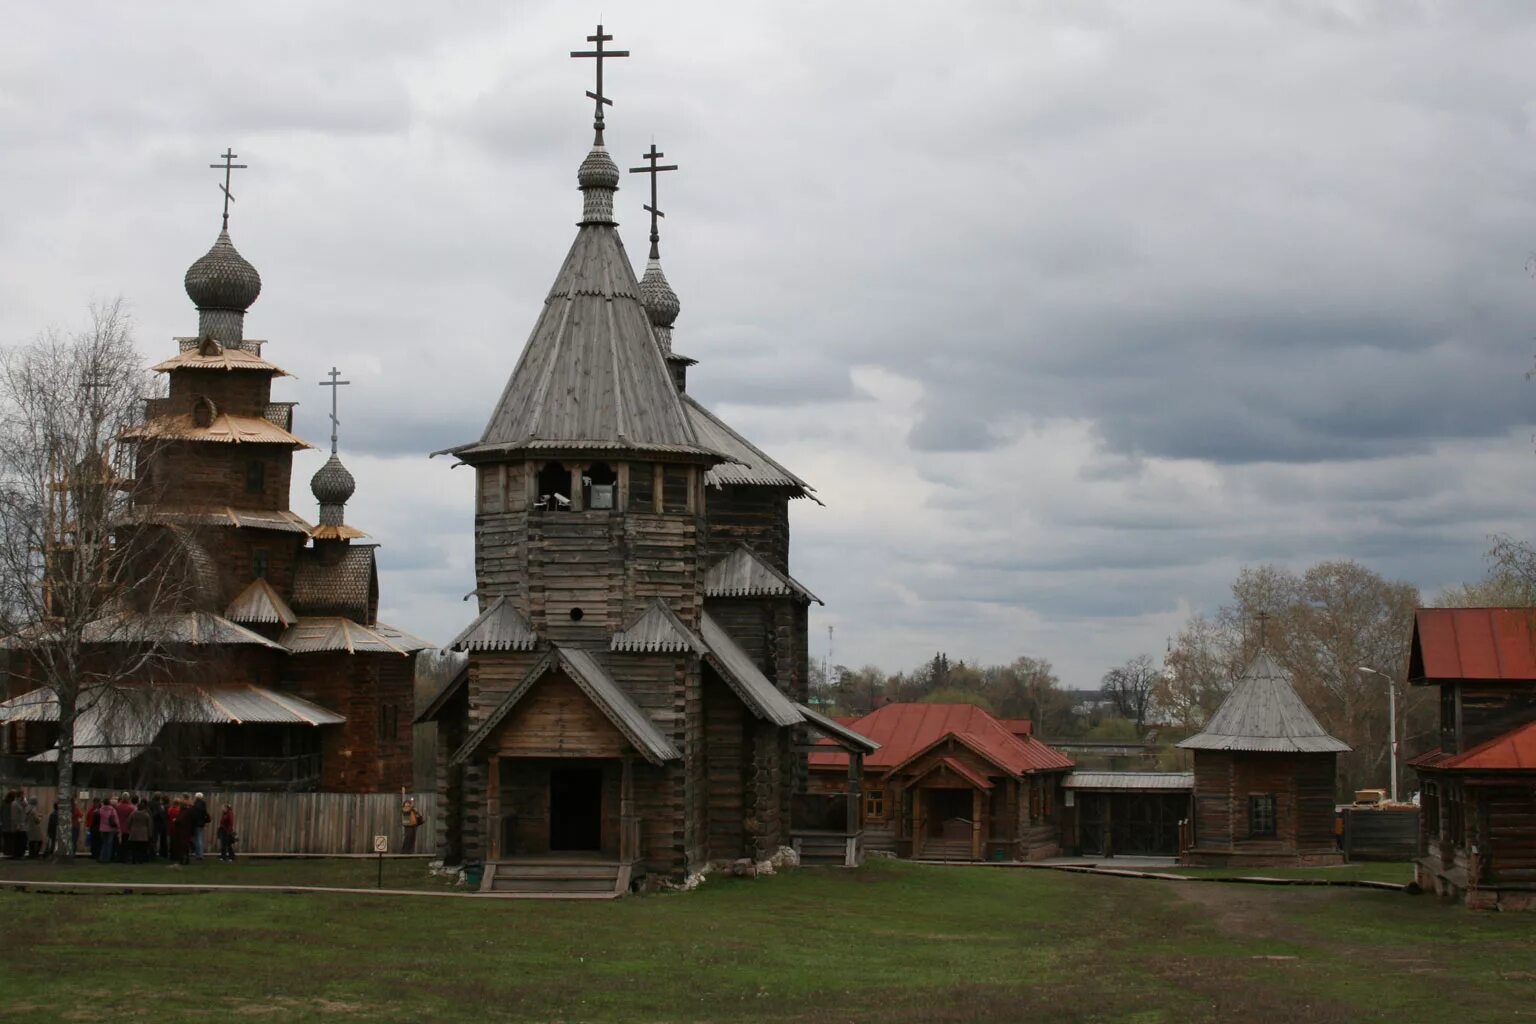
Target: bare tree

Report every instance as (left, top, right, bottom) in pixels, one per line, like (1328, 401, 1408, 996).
(1099, 654, 1160, 729)
(0, 301, 202, 860)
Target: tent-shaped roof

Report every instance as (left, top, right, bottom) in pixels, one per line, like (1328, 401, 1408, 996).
(1409, 608, 1536, 683)
(610, 599, 705, 654)
(448, 596, 538, 652)
(226, 577, 298, 627)
(1409, 720, 1536, 772)
(809, 703, 1074, 775)
(1178, 651, 1350, 753)
(704, 547, 821, 605)
(443, 218, 722, 463)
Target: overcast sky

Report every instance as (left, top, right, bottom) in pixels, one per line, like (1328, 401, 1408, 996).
(3, 2, 1534, 688)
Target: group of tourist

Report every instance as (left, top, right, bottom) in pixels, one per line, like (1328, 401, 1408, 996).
(0, 789, 237, 864)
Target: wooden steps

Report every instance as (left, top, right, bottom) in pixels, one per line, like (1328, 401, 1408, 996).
(481, 859, 628, 898)
(792, 831, 856, 867)
(918, 839, 977, 862)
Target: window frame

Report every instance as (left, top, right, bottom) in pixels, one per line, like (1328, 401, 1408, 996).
(1248, 793, 1277, 838)
(245, 459, 266, 495)
(863, 788, 885, 821)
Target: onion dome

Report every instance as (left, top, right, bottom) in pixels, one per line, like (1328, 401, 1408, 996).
(578, 146, 620, 224)
(184, 230, 261, 312)
(639, 257, 681, 355)
(310, 453, 356, 526)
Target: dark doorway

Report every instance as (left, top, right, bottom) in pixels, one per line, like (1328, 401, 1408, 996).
(926, 789, 972, 836)
(549, 767, 604, 851)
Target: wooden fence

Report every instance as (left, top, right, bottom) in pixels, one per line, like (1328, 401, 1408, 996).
(1342, 806, 1419, 862)
(8, 787, 436, 855)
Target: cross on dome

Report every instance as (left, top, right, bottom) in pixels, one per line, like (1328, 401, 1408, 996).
(570, 24, 629, 144)
(209, 148, 247, 230)
(629, 143, 678, 260)
(319, 366, 351, 456)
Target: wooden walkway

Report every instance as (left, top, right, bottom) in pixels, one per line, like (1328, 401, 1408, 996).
(0, 878, 615, 900)
(910, 858, 1407, 891)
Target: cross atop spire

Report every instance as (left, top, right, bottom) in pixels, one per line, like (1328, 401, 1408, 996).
(570, 24, 629, 144)
(320, 366, 351, 455)
(1255, 610, 1272, 648)
(209, 148, 247, 230)
(629, 143, 678, 260)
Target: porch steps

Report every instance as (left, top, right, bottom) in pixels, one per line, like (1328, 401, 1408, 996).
(792, 831, 854, 866)
(918, 839, 978, 862)
(481, 859, 628, 898)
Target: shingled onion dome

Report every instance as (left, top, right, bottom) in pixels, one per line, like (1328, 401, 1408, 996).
(310, 453, 356, 527)
(184, 230, 262, 342)
(578, 144, 621, 224)
(637, 257, 679, 353)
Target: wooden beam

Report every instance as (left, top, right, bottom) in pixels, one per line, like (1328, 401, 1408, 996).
(487, 754, 501, 861)
(971, 788, 982, 862)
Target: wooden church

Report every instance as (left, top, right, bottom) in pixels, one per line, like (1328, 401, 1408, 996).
(1178, 648, 1349, 867)
(419, 27, 871, 894)
(1, 181, 428, 794)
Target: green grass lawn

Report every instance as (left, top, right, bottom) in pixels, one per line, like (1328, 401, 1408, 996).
(0, 859, 1530, 1024)
(0, 855, 456, 892)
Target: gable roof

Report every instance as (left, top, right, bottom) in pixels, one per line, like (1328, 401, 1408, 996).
(291, 545, 377, 621)
(443, 224, 721, 463)
(682, 395, 817, 499)
(796, 701, 879, 754)
(449, 596, 538, 652)
(610, 599, 705, 654)
(908, 755, 995, 790)
(704, 546, 822, 605)
(226, 577, 298, 627)
(808, 702, 1074, 775)
(698, 613, 803, 727)
(450, 647, 679, 766)
(1409, 608, 1536, 683)
(1178, 651, 1350, 753)
(413, 648, 470, 724)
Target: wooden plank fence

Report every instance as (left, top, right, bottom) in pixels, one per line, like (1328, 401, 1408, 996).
(9, 787, 436, 855)
(1342, 807, 1419, 862)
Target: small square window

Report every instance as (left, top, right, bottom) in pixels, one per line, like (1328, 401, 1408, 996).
(863, 789, 885, 820)
(1248, 794, 1276, 837)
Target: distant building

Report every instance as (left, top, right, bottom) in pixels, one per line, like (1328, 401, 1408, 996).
(1, 207, 428, 793)
(1177, 650, 1349, 867)
(808, 703, 1074, 862)
(1408, 609, 1536, 910)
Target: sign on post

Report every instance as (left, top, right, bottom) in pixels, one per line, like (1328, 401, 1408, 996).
(373, 834, 388, 889)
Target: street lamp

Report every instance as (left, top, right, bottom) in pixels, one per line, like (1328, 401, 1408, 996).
(1357, 666, 1398, 803)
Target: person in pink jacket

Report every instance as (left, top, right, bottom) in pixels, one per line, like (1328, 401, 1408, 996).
(96, 801, 120, 863)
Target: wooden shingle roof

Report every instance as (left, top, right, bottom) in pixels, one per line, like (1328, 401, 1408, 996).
(705, 546, 822, 605)
(1178, 651, 1350, 753)
(445, 225, 722, 463)
(291, 545, 377, 621)
(448, 596, 538, 652)
(225, 577, 298, 627)
(683, 396, 817, 499)
(610, 599, 705, 654)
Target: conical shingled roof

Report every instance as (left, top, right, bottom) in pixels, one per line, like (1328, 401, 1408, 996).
(1178, 651, 1351, 753)
(447, 153, 721, 463)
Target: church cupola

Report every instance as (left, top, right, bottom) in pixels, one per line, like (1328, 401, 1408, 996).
(629, 144, 694, 392)
(311, 453, 356, 527)
(184, 149, 261, 342)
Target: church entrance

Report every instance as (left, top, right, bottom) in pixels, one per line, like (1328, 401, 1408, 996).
(549, 766, 604, 851)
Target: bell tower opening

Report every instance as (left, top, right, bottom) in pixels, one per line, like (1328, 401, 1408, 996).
(583, 462, 617, 510)
(536, 461, 572, 511)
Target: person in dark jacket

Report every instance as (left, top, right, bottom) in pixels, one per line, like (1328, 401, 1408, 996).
(44, 803, 59, 859)
(191, 793, 210, 861)
(217, 804, 237, 861)
(126, 801, 152, 864)
(24, 798, 45, 858)
(151, 793, 169, 860)
(170, 795, 195, 866)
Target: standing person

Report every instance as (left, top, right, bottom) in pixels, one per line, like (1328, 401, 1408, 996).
(216, 804, 236, 862)
(96, 799, 119, 864)
(127, 801, 151, 864)
(114, 794, 135, 862)
(24, 798, 45, 858)
(0, 791, 14, 858)
(400, 798, 423, 854)
(151, 793, 169, 860)
(191, 792, 210, 861)
(44, 803, 59, 859)
(85, 798, 101, 860)
(171, 796, 194, 866)
(5, 791, 24, 859)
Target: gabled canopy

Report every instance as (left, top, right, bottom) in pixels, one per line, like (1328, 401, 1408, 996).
(449, 596, 538, 652)
(699, 613, 803, 728)
(226, 577, 298, 627)
(809, 703, 1073, 775)
(610, 599, 705, 654)
(279, 617, 430, 655)
(1178, 651, 1350, 753)
(444, 224, 722, 463)
(705, 546, 822, 605)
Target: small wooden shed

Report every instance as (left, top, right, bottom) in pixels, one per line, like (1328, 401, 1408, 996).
(1178, 651, 1349, 867)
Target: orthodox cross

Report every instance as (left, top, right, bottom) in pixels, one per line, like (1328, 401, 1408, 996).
(1255, 610, 1272, 648)
(570, 24, 628, 142)
(319, 366, 350, 455)
(629, 143, 678, 259)
(209, 148, 247, 230)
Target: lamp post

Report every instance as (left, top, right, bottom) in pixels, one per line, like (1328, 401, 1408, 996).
(1357, 666, 1398, 803)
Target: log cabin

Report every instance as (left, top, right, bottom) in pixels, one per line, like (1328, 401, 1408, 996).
(1, 211, 428, 794)
(807, 703, 1074, 861)
(418, 30, 872, 897)
(1177, 650, 1349, 867)
(1407, 608, 1536, 909)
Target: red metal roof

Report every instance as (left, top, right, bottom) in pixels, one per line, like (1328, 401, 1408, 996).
(998, 718, 1033, 737)
(1410, 608, 1536, 682)
(809, 703, 1073, 776)
(1411, 720, 1536, 772)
